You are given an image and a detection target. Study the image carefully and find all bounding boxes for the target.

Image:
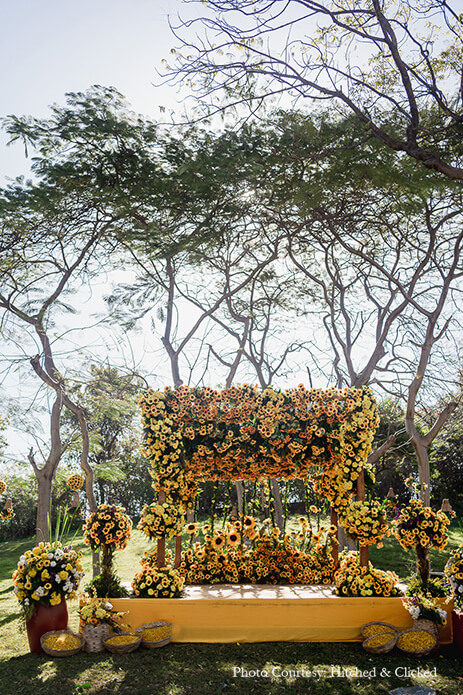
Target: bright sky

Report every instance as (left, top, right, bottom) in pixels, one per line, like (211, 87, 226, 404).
(0, 0, 192, 181)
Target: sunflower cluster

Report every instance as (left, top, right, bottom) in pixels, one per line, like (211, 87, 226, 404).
(175, 517, 337, 585)
(132, 565, 184, 598)
(0, 479, 13, 522)
(83, 504, 132, 551)
(334, 551, 400, 597)
(445, 545, 463, 607)
(137, 501, 185, 541)
(12, 541, 84, 610)
(139, 384, 378, 517)
(67, 473, 84, 491)
(393, 499, 450, 550)
(339, 500, 390, 547)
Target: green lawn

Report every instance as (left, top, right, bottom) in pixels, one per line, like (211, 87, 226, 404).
(1, 525, 462, 695)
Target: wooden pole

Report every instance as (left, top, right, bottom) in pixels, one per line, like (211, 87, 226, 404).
(330, 507, 339, 567)
(174, 534, 182, 569)
(157, 490, 166, 569)
(356, 469, 369, 567)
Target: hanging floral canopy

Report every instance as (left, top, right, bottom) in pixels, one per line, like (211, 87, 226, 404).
(139, 384, 379, 520)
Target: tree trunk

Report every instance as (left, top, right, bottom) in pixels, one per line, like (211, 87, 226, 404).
(411, 439, 431, 506)
(271, 479, 284, 531)
(35, 471, 54, 543)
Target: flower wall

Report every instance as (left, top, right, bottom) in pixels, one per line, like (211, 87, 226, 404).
(139, 384, 379, 521)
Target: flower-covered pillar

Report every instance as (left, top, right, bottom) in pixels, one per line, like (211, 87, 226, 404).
(356, 470, 369, 567)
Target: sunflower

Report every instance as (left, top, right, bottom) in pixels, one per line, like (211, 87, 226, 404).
(227, 532, 240, 548)
(185, 522, 198, 534)
(213, 535, 225, 549)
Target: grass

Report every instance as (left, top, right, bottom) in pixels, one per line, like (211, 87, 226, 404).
(1, 523, 462, 695)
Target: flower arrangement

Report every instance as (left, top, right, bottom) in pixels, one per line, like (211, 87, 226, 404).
(83, 503, 132, 551)
(12, 541, 84, 617)
(67, 473, 84, 491)
(132, 565, 184, 598)
(139, 384, 379, 517)
(137, 501, 184, 541)
(393, 499, 450, 551)
(78, 591, 127, 629)
(334, 551, 399, 597)
(393, 498, 451, 587)
(340, 500, 390, 547)
(169, 516, 337, 585)
(83, 504, 132, 597)
(402, 593, 450, 625)
(445, 544, 463, 608)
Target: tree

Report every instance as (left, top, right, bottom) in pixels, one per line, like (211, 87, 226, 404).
(168, 0, 463, 179)
(61, 365, 152, 515)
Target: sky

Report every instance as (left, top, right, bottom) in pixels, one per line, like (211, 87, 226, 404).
(0, 0, 209, 464)
(0, 0, 194, 181)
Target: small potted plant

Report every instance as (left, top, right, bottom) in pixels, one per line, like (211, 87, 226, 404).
(444, 544, 463, 655)
(78, 590, 127, 652)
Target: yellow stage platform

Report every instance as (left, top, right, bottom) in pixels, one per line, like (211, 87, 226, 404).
(110, 585, 453, 644)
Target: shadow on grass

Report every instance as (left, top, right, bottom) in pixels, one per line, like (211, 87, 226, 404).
(0, 642, 462, 695)
(0, 612, 19, 627)
(0, 585, 14, 595)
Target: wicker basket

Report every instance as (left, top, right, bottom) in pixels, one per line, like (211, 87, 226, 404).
(82, 623, 111, 653)
(361, 621, 399, 640)
(103, 632, 141, 654)
(137, 621, 173, 649)
(362, 631, 398, 654)
(413, 618, 439, 641)
(40, 630, 84, 657)
(397, 628, 437, 657)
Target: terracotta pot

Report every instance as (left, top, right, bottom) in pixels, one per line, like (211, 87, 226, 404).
(452, 609, 463, 656)
(26, 599, 68, 653)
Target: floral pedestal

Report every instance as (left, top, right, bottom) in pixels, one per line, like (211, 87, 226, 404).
(26, 600, 69, 654)
(452, 610, 463, 656)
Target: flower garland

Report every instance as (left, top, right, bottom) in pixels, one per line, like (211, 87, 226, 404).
(339, 500, 390, 548)
(139, 384, 379, 517)
(132, 565, 184, 598)
(445, 545, 463, 607)
(83, 503, 132, 551)
(137, 501, 185, 541)
(393, 499, 450, 551)
(334, 551, 399, 597)
(12, 541, 84, 612)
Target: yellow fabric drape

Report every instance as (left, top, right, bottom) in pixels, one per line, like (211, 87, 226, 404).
(110, 585, 453, 644)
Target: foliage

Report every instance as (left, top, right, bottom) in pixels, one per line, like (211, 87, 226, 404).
(84, 572, 128, 599)
(334, 551, 400, 598)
